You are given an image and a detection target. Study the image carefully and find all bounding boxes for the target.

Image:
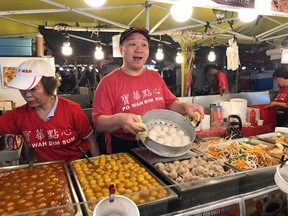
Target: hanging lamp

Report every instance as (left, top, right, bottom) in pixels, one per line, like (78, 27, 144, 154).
(62, 34, 72, 56)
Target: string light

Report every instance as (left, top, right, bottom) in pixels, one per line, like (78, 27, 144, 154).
(208, 48, 216, 62)
(62, 35, 72, 56)
(156, 43, 164, 61)
(175, 48, 183, 64)
(94, 41, 104, 60)
(170, 0, 193, 22)
(238, 9, 258, 23)
(84, 0, 106, 7)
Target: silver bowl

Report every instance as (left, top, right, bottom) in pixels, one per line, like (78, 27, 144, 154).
(141, 109, 196, 157)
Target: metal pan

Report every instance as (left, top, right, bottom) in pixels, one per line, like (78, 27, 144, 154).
(256, 132, 288, 147)
(141, 109, 196, 158)
(151, 155, 242, 191)
(0, 161, 82, 216)
(70, 153, 178, 216)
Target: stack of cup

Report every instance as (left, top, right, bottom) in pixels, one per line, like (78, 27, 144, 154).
(202, 115, 211, 130)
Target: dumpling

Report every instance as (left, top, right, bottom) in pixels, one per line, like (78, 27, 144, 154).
(162, 125, 169, 133)
(156, 137, 165, 144)
(168, 127, 177, 134)
(148, 130, 157, 137)
(157, 130, 166, 138)
(181, 135, 191, 145)
(176, 129, 185, 136)
(153, 125, 162, 132)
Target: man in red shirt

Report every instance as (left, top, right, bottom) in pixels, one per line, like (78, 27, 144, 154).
(204, 64, 229, 95)
(266, 66, 288, 126)
(92, 27, 204, 153)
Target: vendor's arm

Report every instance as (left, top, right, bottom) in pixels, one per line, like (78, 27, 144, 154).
(168, 100, 205, 120)
(265, 101, 288, 109)
(95, 113, 145, 135)
(84, 133, 100, 156)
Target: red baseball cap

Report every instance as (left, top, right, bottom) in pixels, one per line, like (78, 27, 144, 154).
(119, 27, 150, 45)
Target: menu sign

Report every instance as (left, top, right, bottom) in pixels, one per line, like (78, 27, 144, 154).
(244, 188, 288, 216)
(1, 66, 17, 88)
(189, 203, 241, 216)
(271, 0, 288, 12)
(183, 199, 242, 216)
(212, 0, 255, 8)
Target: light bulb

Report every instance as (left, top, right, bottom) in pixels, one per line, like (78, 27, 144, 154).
(238, 9, 258, 23)
(156, 44, 164, 61)
(175, 49, 183, 64)
(95, 49, 104, 60)
(170, 0, 193, 22)
(62, 42, 72, 56)
(208, 50, 216, 62)
(156, 52, 164, 61)
(94, 41, 104, 59)
(84, 0, 106, 7)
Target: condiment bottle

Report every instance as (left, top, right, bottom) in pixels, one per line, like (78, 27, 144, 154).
(250, 109, 256, 126)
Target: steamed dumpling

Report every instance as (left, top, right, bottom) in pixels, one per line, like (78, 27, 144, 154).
(168, 127, 177, 134)
(176, 130, 185, 136)
(153, 125, 162, 132)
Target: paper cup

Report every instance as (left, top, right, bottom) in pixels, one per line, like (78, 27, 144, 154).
(257, 119, 264, 126)
(93, 195, 140, 216)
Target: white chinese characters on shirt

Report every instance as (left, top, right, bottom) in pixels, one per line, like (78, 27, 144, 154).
(23, 128, 76, 148)
(121, 87, 164, 111)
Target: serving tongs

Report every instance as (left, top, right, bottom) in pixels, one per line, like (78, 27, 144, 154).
(28, 147, 35, 168)
(280, 155, 288, 168)
(77, 145, 100, 169)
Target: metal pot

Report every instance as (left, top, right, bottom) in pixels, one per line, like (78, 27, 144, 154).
(141, 109, 196, 157)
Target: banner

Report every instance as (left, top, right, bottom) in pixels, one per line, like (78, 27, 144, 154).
(212, 0, 255, 8)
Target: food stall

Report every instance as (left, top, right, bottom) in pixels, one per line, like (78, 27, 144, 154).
(1, 0, 288, 215)
(1, 91, 287, 216)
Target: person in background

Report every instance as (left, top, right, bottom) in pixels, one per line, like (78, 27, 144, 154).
(0, 59, 100, 164)
(92, 27, 204, 154)
(266, 66, 288, 126)
(204, 64, 229, 95)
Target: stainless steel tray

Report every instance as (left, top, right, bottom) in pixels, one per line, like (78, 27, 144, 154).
(0, 161, 82, 216)
(151, 155, 243, 191)
(256, 132, 288, 146)
(131, 147, 200, 165)
(70, 153, 178, 216)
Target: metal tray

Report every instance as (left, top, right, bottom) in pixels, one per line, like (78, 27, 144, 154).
(70, 153, 178, 216)
(256, 132, 288, 147)
(191, 138, 280, 170)
(151, 155, 243, 191)
(131, 147, 200, 165)
(0, 161, 82, 216)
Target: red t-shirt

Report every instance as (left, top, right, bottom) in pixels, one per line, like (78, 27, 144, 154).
(214, 71, 229, 93)
(273, 86, 288, 104)
(92, 68, 177, 144)
(0, 96, 92, 163)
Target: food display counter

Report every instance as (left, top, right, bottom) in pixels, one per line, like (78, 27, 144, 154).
(0, 133, 286, 216)
(196, 123, 276, 138)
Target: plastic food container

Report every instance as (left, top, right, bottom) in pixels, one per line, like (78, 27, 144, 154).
(274, 164, 288, 193)
(250, 104, 277, 125)
(93, 195, 140, 216)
